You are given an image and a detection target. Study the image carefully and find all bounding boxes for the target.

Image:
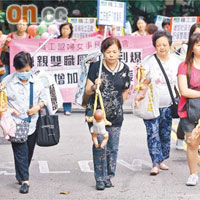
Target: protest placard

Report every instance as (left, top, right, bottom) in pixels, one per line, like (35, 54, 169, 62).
(154, 15, 171, 30)
(68, 17, 97, 38)
(170, 16, 199, 41)
(97, 0, 126, 27)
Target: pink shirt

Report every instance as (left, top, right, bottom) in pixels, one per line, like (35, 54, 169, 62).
(178, 62, 200, 118)
(5, 32, 32, 47)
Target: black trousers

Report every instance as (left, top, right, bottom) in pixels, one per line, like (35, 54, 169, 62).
(11, 130, 37, 182)
(177, 121, 184, 140)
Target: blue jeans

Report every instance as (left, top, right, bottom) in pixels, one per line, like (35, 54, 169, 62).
(11, 130, 37, 182)
(144, 107, 172, 164)
(63, 102, 72, 113)
(0, 64, 9, 82)
(91, 126, 121, 182)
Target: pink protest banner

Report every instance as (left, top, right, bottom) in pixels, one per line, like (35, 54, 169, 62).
(10, 35, 155, 102)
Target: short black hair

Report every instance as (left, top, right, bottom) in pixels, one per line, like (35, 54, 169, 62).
(13, 51, 33, 70)
(152, 30, 172, 47)
(162, 19, 170, 28)
(0, 24, 2, 31)
(101, 37, 122, 53)
(58, 22, 73, 39)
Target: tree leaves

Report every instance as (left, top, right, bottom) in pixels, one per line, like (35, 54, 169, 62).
(0, 10, 6, 23)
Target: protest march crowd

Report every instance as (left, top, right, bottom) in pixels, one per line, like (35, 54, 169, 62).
(1, 6, 200, 194)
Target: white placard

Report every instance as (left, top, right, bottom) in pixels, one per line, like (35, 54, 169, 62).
(97, 0, 126, 27)
(68, 17, 96, 38)
(171, 16, 199, 41)
(154, 15, 171, 30)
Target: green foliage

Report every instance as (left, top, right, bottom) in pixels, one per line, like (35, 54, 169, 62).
(132, 0, 165, 14)
(0, 10, 6, 23)
(67, 0, 98, 17)
(187, 0, 200, 15)
(129, 0, 165, 25)
(170, 3, 182, 16)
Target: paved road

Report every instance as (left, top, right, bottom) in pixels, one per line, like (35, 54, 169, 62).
(0, 112, 200, 200)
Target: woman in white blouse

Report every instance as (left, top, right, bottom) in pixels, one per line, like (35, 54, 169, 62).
(2, 51, 46, 194)
(141, 31, 182, 175)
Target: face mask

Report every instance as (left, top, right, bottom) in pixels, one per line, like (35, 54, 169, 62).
(17, 71, 32, 81)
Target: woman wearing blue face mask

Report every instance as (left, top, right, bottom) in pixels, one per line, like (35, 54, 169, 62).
(2, 51, 46, 194)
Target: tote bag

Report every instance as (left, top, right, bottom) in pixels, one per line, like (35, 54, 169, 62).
(133, 82, 160, 120)
(36, 106, 60, 147)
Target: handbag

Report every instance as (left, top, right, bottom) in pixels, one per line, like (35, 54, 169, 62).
(186, 98, 200, 123)
(133, 66, 160, 120)
(133, 81, 160, 120)
(0, 88, 16, 139)
(9, 82, 33, 143)
(0, 51, 10, 66)
(36, 106, 60, 147)
(154, 54, 179, 118)
(9, 120, 29, 143)
(186, 72, 200, 122)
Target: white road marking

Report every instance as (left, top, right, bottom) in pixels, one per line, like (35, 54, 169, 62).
(78, 160, 94, 173)
(78, 159, 152, 172)
(38, 161, 70, 174)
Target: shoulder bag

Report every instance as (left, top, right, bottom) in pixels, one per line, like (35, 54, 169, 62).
(186, 72, 200, 123)
(9, 82, 33, 143)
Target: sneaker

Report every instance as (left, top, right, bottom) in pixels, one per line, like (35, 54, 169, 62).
(150, 166, 160, 176)
(64, 111, 71, 116)
(96, 181, 105, 190)
(104, 179, 113, 188)
(186, 174, 199, 186)
(176, 139, 184, 150)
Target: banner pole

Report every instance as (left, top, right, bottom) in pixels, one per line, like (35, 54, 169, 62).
(31, 34, 55, 73)
(97, 25, 108, 90)
(32, 34, 55, 57)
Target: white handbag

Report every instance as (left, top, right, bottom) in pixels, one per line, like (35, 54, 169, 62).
(133, 81, 160, 120)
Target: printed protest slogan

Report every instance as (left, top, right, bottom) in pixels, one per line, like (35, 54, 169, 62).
(170, 16, 199, 41)
(68, 18, 97, 39)
(97, 0, 126, 27)
(10, 35, 155, 102)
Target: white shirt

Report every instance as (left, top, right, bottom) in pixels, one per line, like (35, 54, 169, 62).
(3, 73, 46, 135)
(91, 119, 108, 136)
(142, 54, 183, 108)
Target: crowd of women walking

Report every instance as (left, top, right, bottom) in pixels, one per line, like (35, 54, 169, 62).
(1, 16, 200, 194)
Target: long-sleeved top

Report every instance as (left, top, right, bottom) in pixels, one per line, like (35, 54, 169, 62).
(3, 73, 46, 135)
